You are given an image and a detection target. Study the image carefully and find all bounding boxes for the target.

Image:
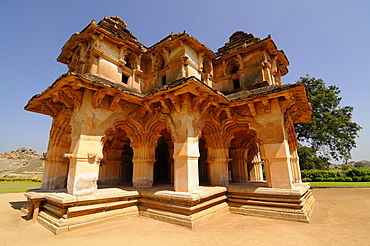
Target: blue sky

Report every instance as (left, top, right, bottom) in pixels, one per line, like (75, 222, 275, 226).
(0, 1, 369, 163)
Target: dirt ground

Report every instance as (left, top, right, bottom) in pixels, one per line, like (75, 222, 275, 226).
(0, 188, 369, 246)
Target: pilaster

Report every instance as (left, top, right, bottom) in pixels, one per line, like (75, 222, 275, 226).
(131, 143, 156, 189)
(253, 98, 294, 189)
(207, 148, 230, 185)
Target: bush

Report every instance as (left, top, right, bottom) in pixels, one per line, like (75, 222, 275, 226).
(345, 167, 370, 178)
(0, 178, 42, 182)
(352, 176, 363, 182)
(302, 178, 312, 182)
(326, 177, 335, 182)
(344, 177, 353, 182)
(335, 176, 345, 182)
(314, 177, 325, 182)
(301, 170, 342, 180)
(363, 175, 370, 182)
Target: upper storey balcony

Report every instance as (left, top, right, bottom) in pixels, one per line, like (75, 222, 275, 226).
(56, 16, 289, 95)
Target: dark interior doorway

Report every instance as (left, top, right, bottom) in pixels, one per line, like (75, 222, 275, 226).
(154, 136, 170, 183)
(121, 141, 133, 183)
(198, 138, 209, 184)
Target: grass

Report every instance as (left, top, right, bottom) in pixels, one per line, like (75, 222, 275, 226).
(310, 182, 370, 187)
(0, 181, 369, 193)
(0, 181, 41, 193)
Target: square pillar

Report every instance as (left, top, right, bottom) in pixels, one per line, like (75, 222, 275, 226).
(249, 162, 264, 181)
(207, 148, 230, 186)
(229, 148, 248, 182)
(173, 138, 200, 192)
(66, 136, 103, 195)
(263, 142, 293, 189)
(132, 145, 156, 189)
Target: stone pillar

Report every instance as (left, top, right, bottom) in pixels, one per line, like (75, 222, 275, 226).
(65, 89, 115, 195)
(249, 160, 264, 181)
(229, 148, 248, 183)
(253, 98, 294, 189)
(248, 144, 264, 181)
(99, 147, 123, 185)
(207, 148, 230, 186)
(42, 116, 71, 190)
(67, 136, 103, 195)
(173, 138, 200, 192)
(263, 142, 293, 189)
(131, 144, 156, 189)
(168, 93, 204, 192)
(290, 145, 302, 184)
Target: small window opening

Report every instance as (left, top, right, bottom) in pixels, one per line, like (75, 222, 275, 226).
(125, 58, 132, 69)
(122, 74, 129, 84)
(231, 65, 239, 74)
(233, 79, 240, 90)
(161, 75, 166, 85)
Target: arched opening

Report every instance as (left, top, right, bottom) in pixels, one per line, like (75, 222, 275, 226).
(198, 138, 209, 184)
(229, 129, 258, 183)
(154, 129, 173, 184)
(99, 128, 132, 185)
(124, 57, 132, 69)
(120, 141, 133, 183)
(231, 65, 239, 74)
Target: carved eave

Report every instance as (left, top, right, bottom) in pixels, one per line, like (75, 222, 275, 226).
(226, 83, 312, 123)
(25, 73, 144, 117)
(25, 75, 83, 117)
(57, 18, 146, 65)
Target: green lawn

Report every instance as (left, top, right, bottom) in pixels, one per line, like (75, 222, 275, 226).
(0, 181, 41, 193)
(310, 182, 370, 187)
(0, 181, 369, 193)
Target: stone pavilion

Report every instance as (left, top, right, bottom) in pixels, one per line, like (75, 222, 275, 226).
(24, 16, 314, 234)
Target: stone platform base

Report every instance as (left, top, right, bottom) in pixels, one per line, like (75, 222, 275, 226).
(139, 186, 229, 228)
(227, 182, 315, 222)
(24, 183, 315, 234)
(25, 188, 139, 234)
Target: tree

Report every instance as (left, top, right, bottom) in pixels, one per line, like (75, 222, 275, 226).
(297, 145, 329, 170)
(295, 76, 362, 165)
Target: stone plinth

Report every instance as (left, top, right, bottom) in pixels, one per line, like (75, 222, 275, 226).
(25, 183, 315, 234)
(139, 186, 229, 228)
(26, 188, 139, 234)
(227, 182, 315, 222)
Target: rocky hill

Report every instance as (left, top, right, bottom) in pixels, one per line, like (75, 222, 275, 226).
(0, 147, 44, 178)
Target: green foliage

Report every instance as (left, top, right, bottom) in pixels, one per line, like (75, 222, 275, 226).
(301, 169, 342, 182)
(0, 178, 42, 182)
(310, 182, 370, 187)
(301, 168, 370, 182)
(295, 76, 362, 162)
(297, 145, 329, 170)
(344, 177, 353, 182)
(345, 167, 370, 177)
(335, 176, 345, 182)
(341, 164, 351, 171)
(363, 175, 370, 182)
(352, 176, 363, 182)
